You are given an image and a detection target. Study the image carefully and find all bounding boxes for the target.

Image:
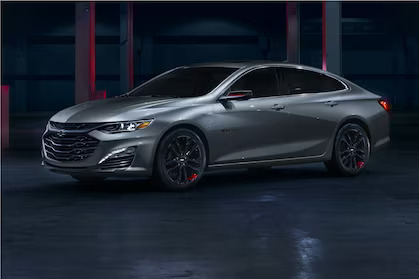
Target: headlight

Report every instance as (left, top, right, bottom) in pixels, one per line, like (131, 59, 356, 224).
(98, 119, 154, 134)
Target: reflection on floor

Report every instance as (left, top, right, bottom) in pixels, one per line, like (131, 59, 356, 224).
(2, 112, 419, 279)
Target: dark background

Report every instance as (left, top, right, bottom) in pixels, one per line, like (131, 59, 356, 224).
(2, 1, 419, 114)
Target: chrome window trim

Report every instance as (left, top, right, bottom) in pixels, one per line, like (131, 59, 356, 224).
(212, 63, 350, 102)
(275, 64, 350, 93)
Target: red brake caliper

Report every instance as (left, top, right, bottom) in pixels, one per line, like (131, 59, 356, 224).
(187, 173, 198, 181)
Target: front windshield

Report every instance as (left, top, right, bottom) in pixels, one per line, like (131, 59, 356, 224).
(129, 67, 237, 97)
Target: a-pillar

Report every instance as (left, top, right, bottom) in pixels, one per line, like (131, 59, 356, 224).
(322, 1, 342, 75)
(120, 2, 134, 93)
(75, 2, 95, 104)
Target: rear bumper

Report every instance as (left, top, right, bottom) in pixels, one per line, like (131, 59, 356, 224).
(373, 136, 390, 152)
(370, 110, 391, 153)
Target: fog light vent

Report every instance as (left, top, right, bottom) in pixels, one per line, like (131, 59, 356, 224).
(99, 147, 136, 169)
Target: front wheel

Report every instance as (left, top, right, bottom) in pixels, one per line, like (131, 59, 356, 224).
(153, 128, 207, 191)
(325, 123, 370, 176)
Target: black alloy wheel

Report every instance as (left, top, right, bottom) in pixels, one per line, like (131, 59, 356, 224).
(154, 129, 206, 190)
(325, 123, 370, 176)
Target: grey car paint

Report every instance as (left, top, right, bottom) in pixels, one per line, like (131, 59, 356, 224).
(42, 62, 390, 176)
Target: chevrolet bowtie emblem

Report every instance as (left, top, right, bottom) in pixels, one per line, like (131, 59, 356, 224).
(57, 130, 66, 137)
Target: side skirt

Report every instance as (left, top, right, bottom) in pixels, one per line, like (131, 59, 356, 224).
(207, 154, 326, 170)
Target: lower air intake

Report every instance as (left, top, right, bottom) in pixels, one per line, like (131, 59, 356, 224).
(100, 154, 135, 169)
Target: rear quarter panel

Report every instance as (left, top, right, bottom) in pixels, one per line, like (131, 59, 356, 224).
(326, 89, 390, 156)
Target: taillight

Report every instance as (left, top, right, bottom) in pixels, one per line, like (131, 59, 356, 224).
(378, 99, 391, 112)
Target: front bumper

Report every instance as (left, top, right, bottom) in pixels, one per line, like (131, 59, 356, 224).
(42, 161, 151, 177)
(42, 128, 158, 177)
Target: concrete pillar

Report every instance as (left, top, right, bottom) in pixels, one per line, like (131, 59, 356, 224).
(120, 2, 134, 93)
(322, 1, 342, 75)
(75, 2, 95, 104)
(286, 2, 300, 64)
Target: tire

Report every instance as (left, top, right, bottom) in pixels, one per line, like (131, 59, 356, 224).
(71, 175, 106, 184)
(325, 123, 370, 176)
(153, 128, 207, 191)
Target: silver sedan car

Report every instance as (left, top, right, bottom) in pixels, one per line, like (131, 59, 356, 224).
(42, 61, 390, 190)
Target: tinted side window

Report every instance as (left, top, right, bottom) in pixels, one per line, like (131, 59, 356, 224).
(280, 68, 345, 95)
(230, 68, 279, 98)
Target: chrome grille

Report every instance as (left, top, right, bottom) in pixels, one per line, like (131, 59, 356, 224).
(43, 132, 99, 162)
(49, 121, 102, 131)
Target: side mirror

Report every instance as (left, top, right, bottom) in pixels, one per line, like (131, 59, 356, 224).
(219, 90, 253, 101)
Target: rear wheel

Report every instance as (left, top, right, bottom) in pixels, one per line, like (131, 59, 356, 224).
(71, 175, 106, 184)
(153, 128, 206, 191)
(325, 123, 370, 176)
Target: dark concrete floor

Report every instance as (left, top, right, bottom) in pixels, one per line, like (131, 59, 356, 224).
(2, 113, 419, 279)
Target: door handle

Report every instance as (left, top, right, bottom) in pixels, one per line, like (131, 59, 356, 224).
(271, 104, 285, 111)
(324, 101, 339, 107)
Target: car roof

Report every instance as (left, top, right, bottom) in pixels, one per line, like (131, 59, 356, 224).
(187, 61, 268, 68)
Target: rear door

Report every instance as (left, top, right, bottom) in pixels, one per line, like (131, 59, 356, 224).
(275, 67, 347, 158)
(210, 67, 291, 164)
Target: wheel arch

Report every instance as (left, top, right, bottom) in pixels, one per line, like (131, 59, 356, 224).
(336, 117, 372, 142)
(151, 123, 210, 173)
(325, 116, 372, 160)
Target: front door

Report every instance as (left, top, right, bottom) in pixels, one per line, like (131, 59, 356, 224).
(209, 67, 291, 164)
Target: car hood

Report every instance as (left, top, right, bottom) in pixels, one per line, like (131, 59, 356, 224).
(50, 96, 195, 123)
